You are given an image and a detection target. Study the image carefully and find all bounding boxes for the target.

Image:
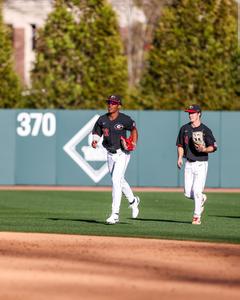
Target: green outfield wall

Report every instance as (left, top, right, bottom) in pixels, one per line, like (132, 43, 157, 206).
(0, 109, 239, 188)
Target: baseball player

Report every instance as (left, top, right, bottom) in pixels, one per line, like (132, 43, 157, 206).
(91, 95, 140, 224)
(176, 104, 217, 225)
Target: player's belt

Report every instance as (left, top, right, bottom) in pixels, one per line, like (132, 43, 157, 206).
(187, 158, 196, 162)
(108, 148, 121, 154)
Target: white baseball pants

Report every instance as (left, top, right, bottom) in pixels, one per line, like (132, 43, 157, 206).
(184, 160, 208, 217)
(107, 149, 135, 214)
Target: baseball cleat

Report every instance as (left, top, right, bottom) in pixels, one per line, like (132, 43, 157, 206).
(192, 215, 201, 225)
(106, 213, 119, 224)
(201, 194, 207, 213)
(129, 196, 140, 219)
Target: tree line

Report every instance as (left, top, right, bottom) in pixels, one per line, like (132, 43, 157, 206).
(0, 0, 239, 110)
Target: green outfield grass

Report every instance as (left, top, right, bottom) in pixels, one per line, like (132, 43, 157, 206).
(0, 190, 239, 243)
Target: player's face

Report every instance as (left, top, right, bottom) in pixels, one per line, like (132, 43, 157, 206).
(107, 101, 120, 113)
(188, 112, 200, 123)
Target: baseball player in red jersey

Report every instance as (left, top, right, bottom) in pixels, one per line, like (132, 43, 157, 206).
(91, 95, 140, 224)
(176, 104, 217, 225)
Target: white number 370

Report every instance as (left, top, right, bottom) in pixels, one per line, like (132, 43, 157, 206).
(17, 112, 56, 137)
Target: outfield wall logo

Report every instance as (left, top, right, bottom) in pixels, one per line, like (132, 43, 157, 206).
(63, 115, 108, 183)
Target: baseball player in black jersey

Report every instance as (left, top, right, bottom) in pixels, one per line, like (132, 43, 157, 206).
(176, 104, 217, 225)
(91, 95, 140, 224)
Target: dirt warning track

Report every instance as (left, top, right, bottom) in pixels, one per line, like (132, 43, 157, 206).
(0, 232, 239, 300)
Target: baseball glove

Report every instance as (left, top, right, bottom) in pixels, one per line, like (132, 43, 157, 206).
(120, 136, 136, 151)
(192, 131, 205, 150)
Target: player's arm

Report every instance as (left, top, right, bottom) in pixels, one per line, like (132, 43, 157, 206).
(198, 128, 217, 153)
(120, 120, 138, 151)
(176, 127, 184, 169)
(196, 144, 215, 153)
(130, 127, 138, 147)
(177, 146, 184, 169)
(91, 119, 102, 148)
(121, 127, 138, 151)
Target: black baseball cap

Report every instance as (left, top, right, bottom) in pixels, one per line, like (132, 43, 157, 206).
(106, 95, 122, 105)
(185, 104, 201, 113)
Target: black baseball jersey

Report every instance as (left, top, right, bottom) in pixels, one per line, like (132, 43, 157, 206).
(92, 113, 136, 153)
(176, 123, 217, 161)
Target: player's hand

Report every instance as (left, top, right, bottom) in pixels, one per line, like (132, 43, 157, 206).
(177, 157, 183, 169)
(194, 143, 206, 152)
(92, 140, 98, 148)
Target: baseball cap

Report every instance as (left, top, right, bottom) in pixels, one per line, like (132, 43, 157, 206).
(106, 95, 122, 105)
(185, 104, 201, 113)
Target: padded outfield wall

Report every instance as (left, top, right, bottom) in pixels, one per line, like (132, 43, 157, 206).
(0, 109, 239, 188)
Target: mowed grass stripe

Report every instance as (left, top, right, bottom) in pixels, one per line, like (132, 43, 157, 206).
(0, 191, 239, 243)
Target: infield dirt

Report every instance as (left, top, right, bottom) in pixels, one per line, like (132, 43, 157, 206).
(0, 232, 239, 300)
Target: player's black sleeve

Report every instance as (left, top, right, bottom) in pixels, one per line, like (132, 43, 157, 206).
(92, 118, 102, 137)
(125, 116, 136, 131)
(204, 127, 217, 150)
